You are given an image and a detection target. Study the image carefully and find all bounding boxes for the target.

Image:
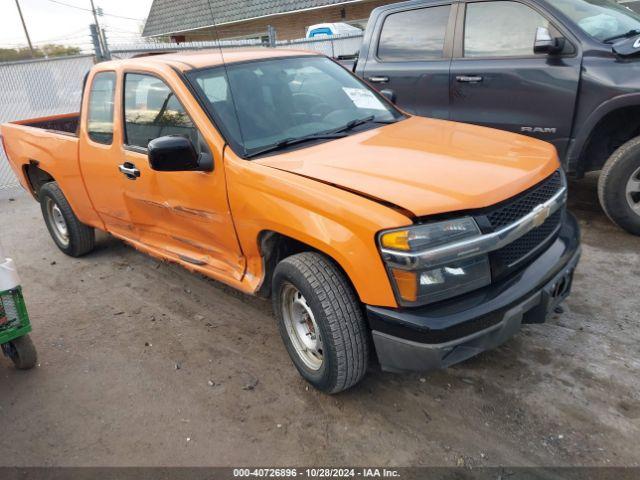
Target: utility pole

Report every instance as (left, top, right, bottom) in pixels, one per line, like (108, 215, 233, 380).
(89, 0, 107, 57)
(14, 0, 35, 58)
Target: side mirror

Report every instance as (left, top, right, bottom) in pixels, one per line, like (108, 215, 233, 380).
(534, 26, 565, 55)
(147, 136, 213, 172)
(380, 89, 396, 104)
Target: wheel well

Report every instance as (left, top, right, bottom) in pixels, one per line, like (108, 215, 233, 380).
(256, 231, 358, 301)
(256, 231, 317, 298)
(23, 163, 54, 200)
(582, 106, 640, 173)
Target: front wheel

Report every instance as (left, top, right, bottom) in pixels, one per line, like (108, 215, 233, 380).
(272, 252, 369, 394)
(598, 137, 640, 235)
(2, 335, 38, 370)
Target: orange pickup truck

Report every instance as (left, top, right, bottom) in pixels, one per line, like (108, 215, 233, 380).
(1, 50, 580, 393)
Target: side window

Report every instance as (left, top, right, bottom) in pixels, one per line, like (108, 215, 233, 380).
(464, 1, 550, 57)
(124, 73, 199, 150)
(377, 5, 451, 61)
(87, 71, 116, 145)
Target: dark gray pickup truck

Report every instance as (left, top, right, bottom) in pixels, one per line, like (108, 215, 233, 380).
(347, 0, 640, 235)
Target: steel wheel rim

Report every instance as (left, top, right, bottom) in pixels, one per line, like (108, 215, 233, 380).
(45, 198, 69, 247)
(281, 283, 323, 371)
(626, 166, 640, 215)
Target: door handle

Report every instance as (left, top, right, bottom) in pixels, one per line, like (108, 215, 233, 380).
(368, 76, 389, 83)
(456, 75, 483, 83)
(118, 162, 140, 180)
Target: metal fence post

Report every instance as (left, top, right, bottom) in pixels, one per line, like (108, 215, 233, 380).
(90, 24, 103, 62)
(267, 25, 277, 47)
(101, 28, 111, 60)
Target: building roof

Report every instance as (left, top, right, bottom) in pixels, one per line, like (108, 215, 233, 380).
(142, 0, 357, 37)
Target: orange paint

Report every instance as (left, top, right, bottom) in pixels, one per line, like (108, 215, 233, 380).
(0, 50, 560, 308)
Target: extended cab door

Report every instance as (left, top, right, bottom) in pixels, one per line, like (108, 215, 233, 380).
(116, 68, 245, 281)
(79, 69, 134, 236)
(449, 0, 581, 158)
(361, 2, 457, 119)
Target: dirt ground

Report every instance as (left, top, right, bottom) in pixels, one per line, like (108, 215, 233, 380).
(0, 174, 638, 467)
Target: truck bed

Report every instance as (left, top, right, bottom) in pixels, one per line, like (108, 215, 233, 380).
(1, 111, 103, 230)
(15, 112, 80, 137)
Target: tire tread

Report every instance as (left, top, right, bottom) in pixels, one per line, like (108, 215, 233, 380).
(275, 252, 369, 393)
(40, 182, 95, 256)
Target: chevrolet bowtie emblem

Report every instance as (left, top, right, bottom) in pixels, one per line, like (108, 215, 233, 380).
(532, 204, 551, 227)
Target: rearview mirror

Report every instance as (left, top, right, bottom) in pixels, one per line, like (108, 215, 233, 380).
(534, 26, 565, 55)
(147, 136, 213, 172)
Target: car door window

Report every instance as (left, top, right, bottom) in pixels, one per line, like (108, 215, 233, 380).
(377, 5, 451, 61)
(87, 71, 116, 145)
(464, 1, 550, 57)
(124, 73, 199, 150)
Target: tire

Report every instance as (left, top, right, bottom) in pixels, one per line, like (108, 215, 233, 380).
(5, 335, 38, 370)
(272, 252, 369, 394)
(39, 182, 95, 256)
(598, 137, 640, 235)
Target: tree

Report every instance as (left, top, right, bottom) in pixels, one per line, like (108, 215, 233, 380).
(0, 44, 81, 62)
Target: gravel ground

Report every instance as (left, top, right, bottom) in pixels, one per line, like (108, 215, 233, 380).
(0, 174, 638, 467)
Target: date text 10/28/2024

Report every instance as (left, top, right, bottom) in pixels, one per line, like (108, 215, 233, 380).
(233, 469, 401, 478)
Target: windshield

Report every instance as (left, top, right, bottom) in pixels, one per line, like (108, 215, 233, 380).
(552, 0, 640, 42)
(186, 56, 401, 157)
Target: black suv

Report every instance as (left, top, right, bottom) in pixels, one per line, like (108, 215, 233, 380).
(351, 0, 640, 235)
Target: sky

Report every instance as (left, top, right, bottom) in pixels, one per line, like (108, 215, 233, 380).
(0, 0, 154, 52)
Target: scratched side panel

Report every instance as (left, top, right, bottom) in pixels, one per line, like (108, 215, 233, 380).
(120, 150, 245, 282)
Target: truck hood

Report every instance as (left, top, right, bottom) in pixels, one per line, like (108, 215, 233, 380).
(256, 116, 559, 218)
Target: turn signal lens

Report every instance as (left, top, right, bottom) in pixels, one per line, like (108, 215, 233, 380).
(391, 269, 418, 302)
(380, 230, 410, 251)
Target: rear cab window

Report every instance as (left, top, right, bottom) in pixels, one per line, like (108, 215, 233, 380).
(377, 5, 452, 61)
(87, 71, 116, 144)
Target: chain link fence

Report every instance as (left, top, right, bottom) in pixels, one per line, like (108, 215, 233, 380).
(0, 54, 95, 190)
(110, 33, 363, 60)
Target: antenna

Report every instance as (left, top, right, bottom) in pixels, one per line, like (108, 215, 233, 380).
(205, 0, 248, 156)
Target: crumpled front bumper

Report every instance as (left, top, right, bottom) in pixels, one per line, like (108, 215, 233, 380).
(367, 212, 581, 373)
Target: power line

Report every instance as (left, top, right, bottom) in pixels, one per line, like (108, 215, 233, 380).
(46, 0, 145, 21)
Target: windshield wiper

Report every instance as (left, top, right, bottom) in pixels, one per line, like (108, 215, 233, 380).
(331, 115, 377, 134)
(245, 132, 348, 158)
(603, 29, 640, 43)
(245, 115, 396, 158)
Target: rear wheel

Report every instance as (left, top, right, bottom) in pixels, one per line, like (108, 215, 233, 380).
(40, 182, 95, 256)
(2, 335, 37, 370)
(272, 252, 369, 394)
(598, 137, 640, 235)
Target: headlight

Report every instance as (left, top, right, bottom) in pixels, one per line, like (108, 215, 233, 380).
(379, 218, 491, 306)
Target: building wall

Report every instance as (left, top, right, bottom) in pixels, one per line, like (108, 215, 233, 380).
(174, 0, 397, 42)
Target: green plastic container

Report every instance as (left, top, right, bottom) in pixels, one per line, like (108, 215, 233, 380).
(0, 246, 37, 369)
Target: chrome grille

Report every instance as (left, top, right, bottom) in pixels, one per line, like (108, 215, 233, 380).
(486, 170, 563, 229)
(476, 170, 565, 278)
(495, 210, 563, 267)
